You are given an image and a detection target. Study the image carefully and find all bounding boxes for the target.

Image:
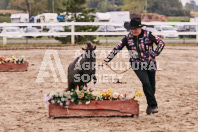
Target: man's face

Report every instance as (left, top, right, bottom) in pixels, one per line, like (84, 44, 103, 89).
(130, 27, 142, 36)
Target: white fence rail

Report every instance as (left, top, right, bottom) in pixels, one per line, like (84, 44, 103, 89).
(0, 22, 198, 45)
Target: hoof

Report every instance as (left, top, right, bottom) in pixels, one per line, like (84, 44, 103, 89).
(89, 88, 94, 92)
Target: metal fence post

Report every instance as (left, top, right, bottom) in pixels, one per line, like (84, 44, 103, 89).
(71, 22, 75, 44)
(3, 22, 7, 45)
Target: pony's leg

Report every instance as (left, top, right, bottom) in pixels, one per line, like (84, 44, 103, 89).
(83, 83, 88, 91)
(67, 83, 75, 91)
(89, 76, 97, 92)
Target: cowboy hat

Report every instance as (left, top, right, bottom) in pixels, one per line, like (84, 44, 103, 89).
(129, 17, 145, 30)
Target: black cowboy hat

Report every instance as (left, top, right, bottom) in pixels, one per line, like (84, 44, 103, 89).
(129, 17, 145, 30)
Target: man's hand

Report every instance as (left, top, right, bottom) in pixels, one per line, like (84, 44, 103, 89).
(148, 56, 154, 61)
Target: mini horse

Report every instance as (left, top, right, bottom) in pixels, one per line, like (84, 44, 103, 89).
(67, 41, 97, 92)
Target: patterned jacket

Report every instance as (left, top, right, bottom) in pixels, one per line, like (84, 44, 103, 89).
(104, 29, 165, 71)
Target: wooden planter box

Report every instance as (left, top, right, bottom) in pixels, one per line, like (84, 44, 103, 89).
(0, 62, 29, 72)
(48, 100, 139, 118)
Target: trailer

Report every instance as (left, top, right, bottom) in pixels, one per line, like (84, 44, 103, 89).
(34, 13, 58, 23)
(33, 13, 58, 30)
(95, 11, 130, 23)
(95, 11, 129, 32)
(107, 11, 130, 23)
(10, 13, 29, 23)
(94, 12, 110, 22)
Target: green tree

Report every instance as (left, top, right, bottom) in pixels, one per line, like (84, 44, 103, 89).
(56, 0, 99, 44)
(8, 0, 48, 17)
(121, 0, 189, 16)
(47, 0, 65, 13)
(122, 0, 145, 14)
(185, 3, 194, 12)
(147, 0, 188, 16)
(86, 0, 124, 12)
(0, 0, 10, 9)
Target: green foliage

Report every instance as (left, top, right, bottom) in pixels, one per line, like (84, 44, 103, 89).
(0, 0, 10, 9)
(47, 0, 65, 13)
(167, 18, 190, 22)
(55, 0, 99, 44)
(122, 0, 145, 14)
(121, 0, 189, 16)
(7, 0, 48, 17)
(0, 15, 11, 23)
(185, 3, 194, 12)
(86, 0, 124, 12)
(147, 0, 189, 16)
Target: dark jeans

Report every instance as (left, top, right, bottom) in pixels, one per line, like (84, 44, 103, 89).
(132, 65, 157, 107)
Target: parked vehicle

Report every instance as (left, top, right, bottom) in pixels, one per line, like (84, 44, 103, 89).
(113, 25, 127, 32)
(97, 25, 117, 37)
(33, 13, 58, 30)
(33, 26, 43, 32)
(108, 11, 130, 23)
(94, 11, 130, 23)
(144, 27, 163, 38)
(176, 25, 196, 38)
(95, 11, 130, 33)
(10, 13, 29, 23)
(155, 25, 178, 38)
(94, 12, 110, 22)
(6, 27, 24, 38)
(24, 27, 42, 38)
(97, 25, 117, 32)
(48, 26, 66, 38)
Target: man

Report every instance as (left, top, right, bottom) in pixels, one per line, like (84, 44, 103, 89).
(102, 17, 165, 115)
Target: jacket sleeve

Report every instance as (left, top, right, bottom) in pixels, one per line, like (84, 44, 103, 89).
(104, 36, 127, 64)
(149, 32, 165, 58)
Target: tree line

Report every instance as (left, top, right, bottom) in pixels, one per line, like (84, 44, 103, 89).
(0, 0, 191, 17)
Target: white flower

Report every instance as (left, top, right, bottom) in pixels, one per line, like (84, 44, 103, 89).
(120, 94, 124, 98)
(60, 103, 63, 106)
(113, 92, 119, 99)
(85, 101, 90, 105)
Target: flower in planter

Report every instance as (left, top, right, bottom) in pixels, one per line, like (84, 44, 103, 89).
(0, 56, 6, 64)
(46, 91, 72, 107)
(46, 89, 143, 109)
(5, 58, 10, 63)
(70, 89, 94, 104)
(0, 56, 26, 64)
(19, 56, 25, 63)
(45, 94, 50, 103)
(132, 90, 143, 100)
(51, 100, 55, 104)
(118, 93, 124, 99)
(10, 56, 15, 63)
(113, 92, 119, 99)
(60, 102, 63, 106)
(97, 89, 113, 100)
(55, 94, 59, 97)
(61, 98, 65, 102)
(59, 93, 63, 97)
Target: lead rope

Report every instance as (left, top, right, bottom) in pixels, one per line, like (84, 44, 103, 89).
(106, 64, 131, 74)
(98, 64, 131, 83)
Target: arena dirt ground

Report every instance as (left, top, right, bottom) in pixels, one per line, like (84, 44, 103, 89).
(0, 46, 198, 132)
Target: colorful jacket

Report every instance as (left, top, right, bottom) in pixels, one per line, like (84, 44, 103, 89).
(104, 29, 165, 71)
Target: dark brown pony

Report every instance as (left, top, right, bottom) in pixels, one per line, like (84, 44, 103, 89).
(67, 41, 97, 92)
